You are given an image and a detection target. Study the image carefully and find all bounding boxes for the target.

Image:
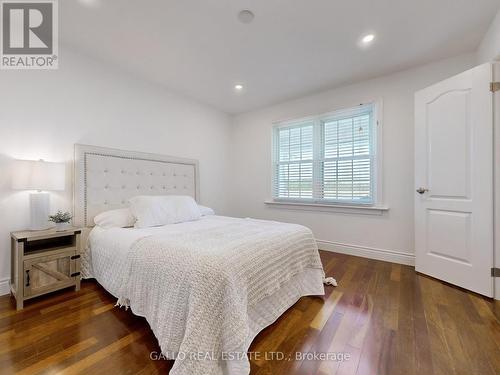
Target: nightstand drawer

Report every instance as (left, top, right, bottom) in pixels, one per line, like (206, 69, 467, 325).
(23, 250, 80, 298)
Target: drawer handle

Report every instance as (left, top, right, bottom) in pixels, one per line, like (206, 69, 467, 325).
(71, 255, 80, 260)
(71, 272, 80, 277)
(25, 270, 30, 287)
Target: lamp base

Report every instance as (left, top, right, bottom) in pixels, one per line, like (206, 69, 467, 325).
(30, 192, 51, 230)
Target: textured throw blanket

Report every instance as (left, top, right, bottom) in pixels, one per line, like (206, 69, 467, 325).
(116, 217, 325, 375)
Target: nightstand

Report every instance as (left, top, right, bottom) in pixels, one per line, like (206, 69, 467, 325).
(10, 227, 82, 310)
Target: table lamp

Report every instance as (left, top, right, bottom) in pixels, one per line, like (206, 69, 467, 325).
(12, 159, 66, 230)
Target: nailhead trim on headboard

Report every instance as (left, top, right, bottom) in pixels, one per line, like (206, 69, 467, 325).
(82, 152, 198, 226)
(74, 144, 200, 227)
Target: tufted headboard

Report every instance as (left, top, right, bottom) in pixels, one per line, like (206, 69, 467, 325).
(74, 144, 200, 227)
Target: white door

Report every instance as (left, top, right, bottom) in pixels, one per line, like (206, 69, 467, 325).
(415, 63, 494, 297)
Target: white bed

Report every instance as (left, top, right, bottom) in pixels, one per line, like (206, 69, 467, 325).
(74, 144, 326, 375)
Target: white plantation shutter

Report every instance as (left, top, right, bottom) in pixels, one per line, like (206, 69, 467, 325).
(273, 104, 376, 205)
(274, 122, 314, 199)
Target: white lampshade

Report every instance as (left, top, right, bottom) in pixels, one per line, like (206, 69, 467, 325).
(12, 159, 65, 191)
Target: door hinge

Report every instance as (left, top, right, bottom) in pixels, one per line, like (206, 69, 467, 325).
(491, 268, 500, 277)
(490, 82, 500, 92)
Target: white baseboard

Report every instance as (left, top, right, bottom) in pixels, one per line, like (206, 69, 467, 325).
(0, 278, 10, 296)
(317, 240, 415, 266)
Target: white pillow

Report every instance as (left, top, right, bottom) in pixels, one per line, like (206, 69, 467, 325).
(94, 208, 135, 229)
(129, 195, 201, 228)
(198, 205, 215, 216)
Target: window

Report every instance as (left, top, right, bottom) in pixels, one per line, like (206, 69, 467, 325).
(272, 103, 379, 206)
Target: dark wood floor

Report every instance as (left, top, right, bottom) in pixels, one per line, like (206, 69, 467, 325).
(0, 251, 498, 375)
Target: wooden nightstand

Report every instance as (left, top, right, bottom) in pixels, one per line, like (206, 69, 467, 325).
(10, 227, 82, 310)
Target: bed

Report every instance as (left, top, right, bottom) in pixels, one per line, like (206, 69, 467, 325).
(74, 144, 328, 375)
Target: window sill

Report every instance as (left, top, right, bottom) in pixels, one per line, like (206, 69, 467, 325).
(264, 200, 389, 215)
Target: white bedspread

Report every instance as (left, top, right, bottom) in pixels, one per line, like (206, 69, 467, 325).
(85, 216, 325, 375)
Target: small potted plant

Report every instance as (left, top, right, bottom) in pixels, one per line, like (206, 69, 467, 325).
(49, 211, 73, 231)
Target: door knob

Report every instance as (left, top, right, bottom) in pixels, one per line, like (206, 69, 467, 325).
(416, 187, 429, 194)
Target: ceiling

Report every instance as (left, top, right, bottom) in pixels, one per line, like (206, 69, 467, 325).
(61, 0, 499, 114)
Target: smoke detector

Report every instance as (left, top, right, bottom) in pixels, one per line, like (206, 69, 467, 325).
(238, 10, 255, 24)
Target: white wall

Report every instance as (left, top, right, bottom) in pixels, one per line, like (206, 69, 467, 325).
(477, 8, 500, 63)
(229, 53, 476, 265)
(0, 49, 232, 294)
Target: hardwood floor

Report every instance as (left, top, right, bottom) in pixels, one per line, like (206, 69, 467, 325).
(0, 251, 498, 375)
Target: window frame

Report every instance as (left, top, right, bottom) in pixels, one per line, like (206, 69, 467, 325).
(271, 100, 384, 209)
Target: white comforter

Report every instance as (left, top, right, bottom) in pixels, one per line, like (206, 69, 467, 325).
(85, 216, 325, 375)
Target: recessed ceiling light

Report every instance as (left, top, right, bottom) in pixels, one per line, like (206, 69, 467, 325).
(238, 10, 255, 24)
(234, 84, 244, 91)
(361, 34, 375, 44)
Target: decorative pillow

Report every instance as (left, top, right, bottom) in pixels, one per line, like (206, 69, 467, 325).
(94, 208, 135, 229)
(129, 195, 201, 228)
(198, 205, 215, 216)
